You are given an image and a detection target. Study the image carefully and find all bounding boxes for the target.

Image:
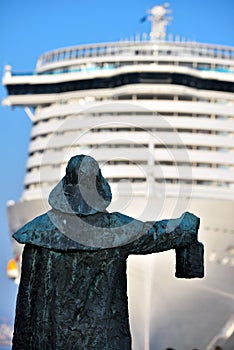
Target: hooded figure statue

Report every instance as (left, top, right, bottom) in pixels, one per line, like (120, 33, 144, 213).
(12, 155, 203, 350)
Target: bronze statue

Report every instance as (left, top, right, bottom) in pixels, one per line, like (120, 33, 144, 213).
(12, 155, 204, 350)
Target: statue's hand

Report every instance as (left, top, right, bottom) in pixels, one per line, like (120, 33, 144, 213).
(164, 211, 200, 247)
(179, 212, 200, 236)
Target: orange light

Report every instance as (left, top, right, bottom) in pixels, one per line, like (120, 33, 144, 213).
(6, 259, 19, 279)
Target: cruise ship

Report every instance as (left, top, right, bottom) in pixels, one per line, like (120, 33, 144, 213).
(3, 4, 234, 349)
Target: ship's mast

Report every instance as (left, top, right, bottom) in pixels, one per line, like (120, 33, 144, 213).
(147, 3, 172, 40)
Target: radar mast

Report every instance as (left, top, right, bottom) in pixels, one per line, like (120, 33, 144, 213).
(147, 3, 172, 40)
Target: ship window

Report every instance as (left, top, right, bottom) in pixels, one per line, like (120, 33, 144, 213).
(118, 95, 133, 100)
(179, 180, 193, 184)
(217, 131, 228, 136)
(198, 146, 210, 150)
(217, 147, 228, 152)
(158, 95, 174, 100)
(179, 62, 193, 68)
(158, 61, 170, 65)
(132, 178, 146, 182)
(178, 95, 193, 101)
(217, 165, 229, 169)
(199, 130, 212, 134)
(197, 97, 209, 102)
(106, 160, 147, 166)
(136, 94, 155, 100)
(156, 161, 175, 166)
(176, 128, 190, 133)
(216, 115, 227, 120)
(198, 163, 212, 168)
(178, 113, 193, 117)
(197, 63, 210, 69)
(178, 162, 191, 166)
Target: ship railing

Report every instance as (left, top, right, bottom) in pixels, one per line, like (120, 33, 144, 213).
(36, 39, 234, 72)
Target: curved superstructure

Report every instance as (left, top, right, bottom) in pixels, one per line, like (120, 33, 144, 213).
(2, 4, 234, 349)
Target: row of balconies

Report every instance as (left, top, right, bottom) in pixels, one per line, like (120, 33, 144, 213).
(30, 115, 234, 138)
(24, 164, 234, 186)
(34, 100, 234, 120)
(22, 181, 234, 204)
(26, 148, 234, 171)
(28, 131, 234, 154)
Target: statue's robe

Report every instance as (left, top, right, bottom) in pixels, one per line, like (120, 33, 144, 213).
(12, 210, 199, 350)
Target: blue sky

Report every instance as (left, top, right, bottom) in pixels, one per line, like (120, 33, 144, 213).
(0, 0, 233, 327)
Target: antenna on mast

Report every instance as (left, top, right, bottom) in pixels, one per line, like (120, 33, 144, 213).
(141, 3, 172, 41)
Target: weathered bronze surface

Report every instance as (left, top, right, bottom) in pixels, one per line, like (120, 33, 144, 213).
(12, 155, 203, 350)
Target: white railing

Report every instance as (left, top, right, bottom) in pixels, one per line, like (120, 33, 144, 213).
(36, 40, 234, 71)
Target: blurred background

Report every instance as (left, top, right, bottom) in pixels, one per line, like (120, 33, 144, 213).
(0, 0, 233, 348)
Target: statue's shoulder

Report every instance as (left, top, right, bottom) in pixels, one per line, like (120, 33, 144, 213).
(12, 210, 86, 251)
(13, 212, 52, 244)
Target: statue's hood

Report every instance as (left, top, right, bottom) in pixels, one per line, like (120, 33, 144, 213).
(48, 155, 112, 215)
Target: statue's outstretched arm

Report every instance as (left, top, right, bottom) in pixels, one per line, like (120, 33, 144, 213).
(127, 212, 200, 255)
